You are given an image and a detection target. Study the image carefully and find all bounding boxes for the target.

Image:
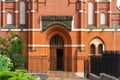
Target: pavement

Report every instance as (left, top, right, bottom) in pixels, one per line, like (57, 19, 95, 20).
(47, 78, 89, 80)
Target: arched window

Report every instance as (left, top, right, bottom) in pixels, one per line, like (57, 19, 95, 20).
(117, 0, 120, 9)
(88, 2, 94, 25)
(90, 44, 95, 55)
(100, 13, 106, 25)
(7, 13, 12, 24)
(50, 35, 64, 47)
(20, 2, 25, 24)
(98, 44, 103, 54)
(90, 38, 105, 55)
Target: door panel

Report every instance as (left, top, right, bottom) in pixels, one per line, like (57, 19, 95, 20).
(57, 49, 63, 70)
(50, 48, 57, 71)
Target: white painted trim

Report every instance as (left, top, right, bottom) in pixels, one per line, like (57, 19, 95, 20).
(40, 16, 42, 30)
(95, 0, 99, 2)
(88, 54, 95, 56)
(0, 29, 42, 32)
(104, 29, 114, 31)
(91, 29, 103, 31)
(0, 28, 120, 32)
(14, 10, 19, 13)
(80, 0, 87, 2)
(1, 0, 5, 2)
(72, 28, 103, 31)
(76, 72, 85, 77)
(27, 29, 42, 31)
(108, 11, 112, 13)
(117, 29, 120, 31)
(72, 16, 74, 31)
(79, 10, 84, 13)
(95, 11, 99, 13)
(31, 10, 36, 12)
(1, 10, 6, 13)
(103, 44, 105, 51)
(73, 28, 119, 32)
(108, 0, 112, 2)
(72, 28, 87, 31)
(71, 16, 85, 31)
(64, 44, 86, 47)
(28, 44, 50, 47)
(22, 29, 28, 31)
(28, 44, 86, 47)
(14, 0, 18, 2)
(1, 29, 21, 31)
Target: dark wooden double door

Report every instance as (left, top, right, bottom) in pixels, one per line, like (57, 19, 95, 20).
(50, 48, 64, 71)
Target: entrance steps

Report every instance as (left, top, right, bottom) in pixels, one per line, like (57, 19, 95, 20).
(48, 71, 80, 78)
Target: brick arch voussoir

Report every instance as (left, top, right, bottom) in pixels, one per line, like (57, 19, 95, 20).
(45, 25, 71, 44)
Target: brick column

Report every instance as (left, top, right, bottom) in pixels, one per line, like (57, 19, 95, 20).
(26, 1, 31, 28)
(96, 46, 99, 55)
(1, 0, 6, 27)
(79, 1, 84, 28)
(76, 1, 80, 28)
(14, 0, 19, 28)
(95, 1, 100, 28)
(28, 0, 37, 60)
(107, 0, 112, 27)
(84, 1, 87, 28)
(31, 0, 36, 28)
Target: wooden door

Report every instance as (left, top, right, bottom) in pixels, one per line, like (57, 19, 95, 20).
(50, 48, 57, 71)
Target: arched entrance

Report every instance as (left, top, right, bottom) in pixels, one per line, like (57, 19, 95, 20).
(45, 25, 72, 71)
(50, 35, 64, 71)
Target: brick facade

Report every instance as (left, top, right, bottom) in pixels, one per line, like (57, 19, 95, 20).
(0, 0, 120, 77)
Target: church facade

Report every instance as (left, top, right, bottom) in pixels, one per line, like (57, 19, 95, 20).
(0, 0, 120, 77)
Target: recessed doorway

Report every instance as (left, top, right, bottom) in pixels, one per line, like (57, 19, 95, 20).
(50, 35, 64, 71)
(57, 49, 63, 70)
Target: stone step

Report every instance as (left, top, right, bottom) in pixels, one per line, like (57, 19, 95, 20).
(48, 71, 80, 78)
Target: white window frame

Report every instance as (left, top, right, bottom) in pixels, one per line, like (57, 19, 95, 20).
(7, 13, 12, 25)
(88, 2, 94, 25)
(100, 13, 106, 25)
(20, 1, 25, 24)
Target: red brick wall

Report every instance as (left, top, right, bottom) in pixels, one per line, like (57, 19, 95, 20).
(0, 0, 120, 75)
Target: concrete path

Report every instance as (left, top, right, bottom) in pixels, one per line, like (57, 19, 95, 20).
(47, 78, 89, 80)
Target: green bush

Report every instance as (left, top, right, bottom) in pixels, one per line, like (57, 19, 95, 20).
(0, 31, 26, 70)
(0, 54, 13, 71)
(0, 70, 36, 80)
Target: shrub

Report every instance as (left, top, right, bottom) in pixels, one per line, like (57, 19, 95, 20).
(0, 70, 36, 80)
(0, 54, 13, 71)
(0, 31, 26, 70)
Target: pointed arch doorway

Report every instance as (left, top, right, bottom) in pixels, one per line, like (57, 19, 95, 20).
(50, 35, 64, 71)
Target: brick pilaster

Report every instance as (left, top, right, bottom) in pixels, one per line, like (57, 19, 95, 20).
(84, 1, 87, 28)
(107, 1, 112, 27)
(1, 1, 6, 27)
(79, 1, 84, 28)
(95, 1, 100, 28)
(14, 0, 19, 28)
